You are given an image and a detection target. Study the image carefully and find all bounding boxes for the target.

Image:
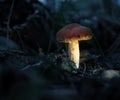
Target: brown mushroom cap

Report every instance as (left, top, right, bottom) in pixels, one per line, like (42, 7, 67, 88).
(56, 23, 93, 43)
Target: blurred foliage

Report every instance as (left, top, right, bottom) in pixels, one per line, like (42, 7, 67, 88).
(0, 0, 53, 53)
(0, 36, 20, 51)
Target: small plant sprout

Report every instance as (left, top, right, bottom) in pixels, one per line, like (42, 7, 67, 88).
(56, 23, 93, 68)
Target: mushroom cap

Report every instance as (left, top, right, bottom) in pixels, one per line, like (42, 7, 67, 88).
(56, 23, 93, 43)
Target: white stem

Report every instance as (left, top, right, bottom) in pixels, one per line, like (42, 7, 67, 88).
(68, 40, 80, 68)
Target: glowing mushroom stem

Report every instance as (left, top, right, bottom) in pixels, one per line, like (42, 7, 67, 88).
(68, 40, 80, 68)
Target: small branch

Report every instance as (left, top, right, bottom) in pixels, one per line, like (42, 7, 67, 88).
(6, 0, 15, 39)
(21, 61, 43, 70)
(107, 34, 120, 54)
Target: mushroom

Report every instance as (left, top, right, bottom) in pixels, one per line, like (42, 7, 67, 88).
(56, 23, 93, 68)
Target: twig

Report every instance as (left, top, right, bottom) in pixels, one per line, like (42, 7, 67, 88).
(6, 0, 15, 39)
(107, 34, 120, 54)
(16, 30, 25, 51)
(81, 63, 87, 76)
(21, 61, 43, 70)
(93, 36, 104, 57)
